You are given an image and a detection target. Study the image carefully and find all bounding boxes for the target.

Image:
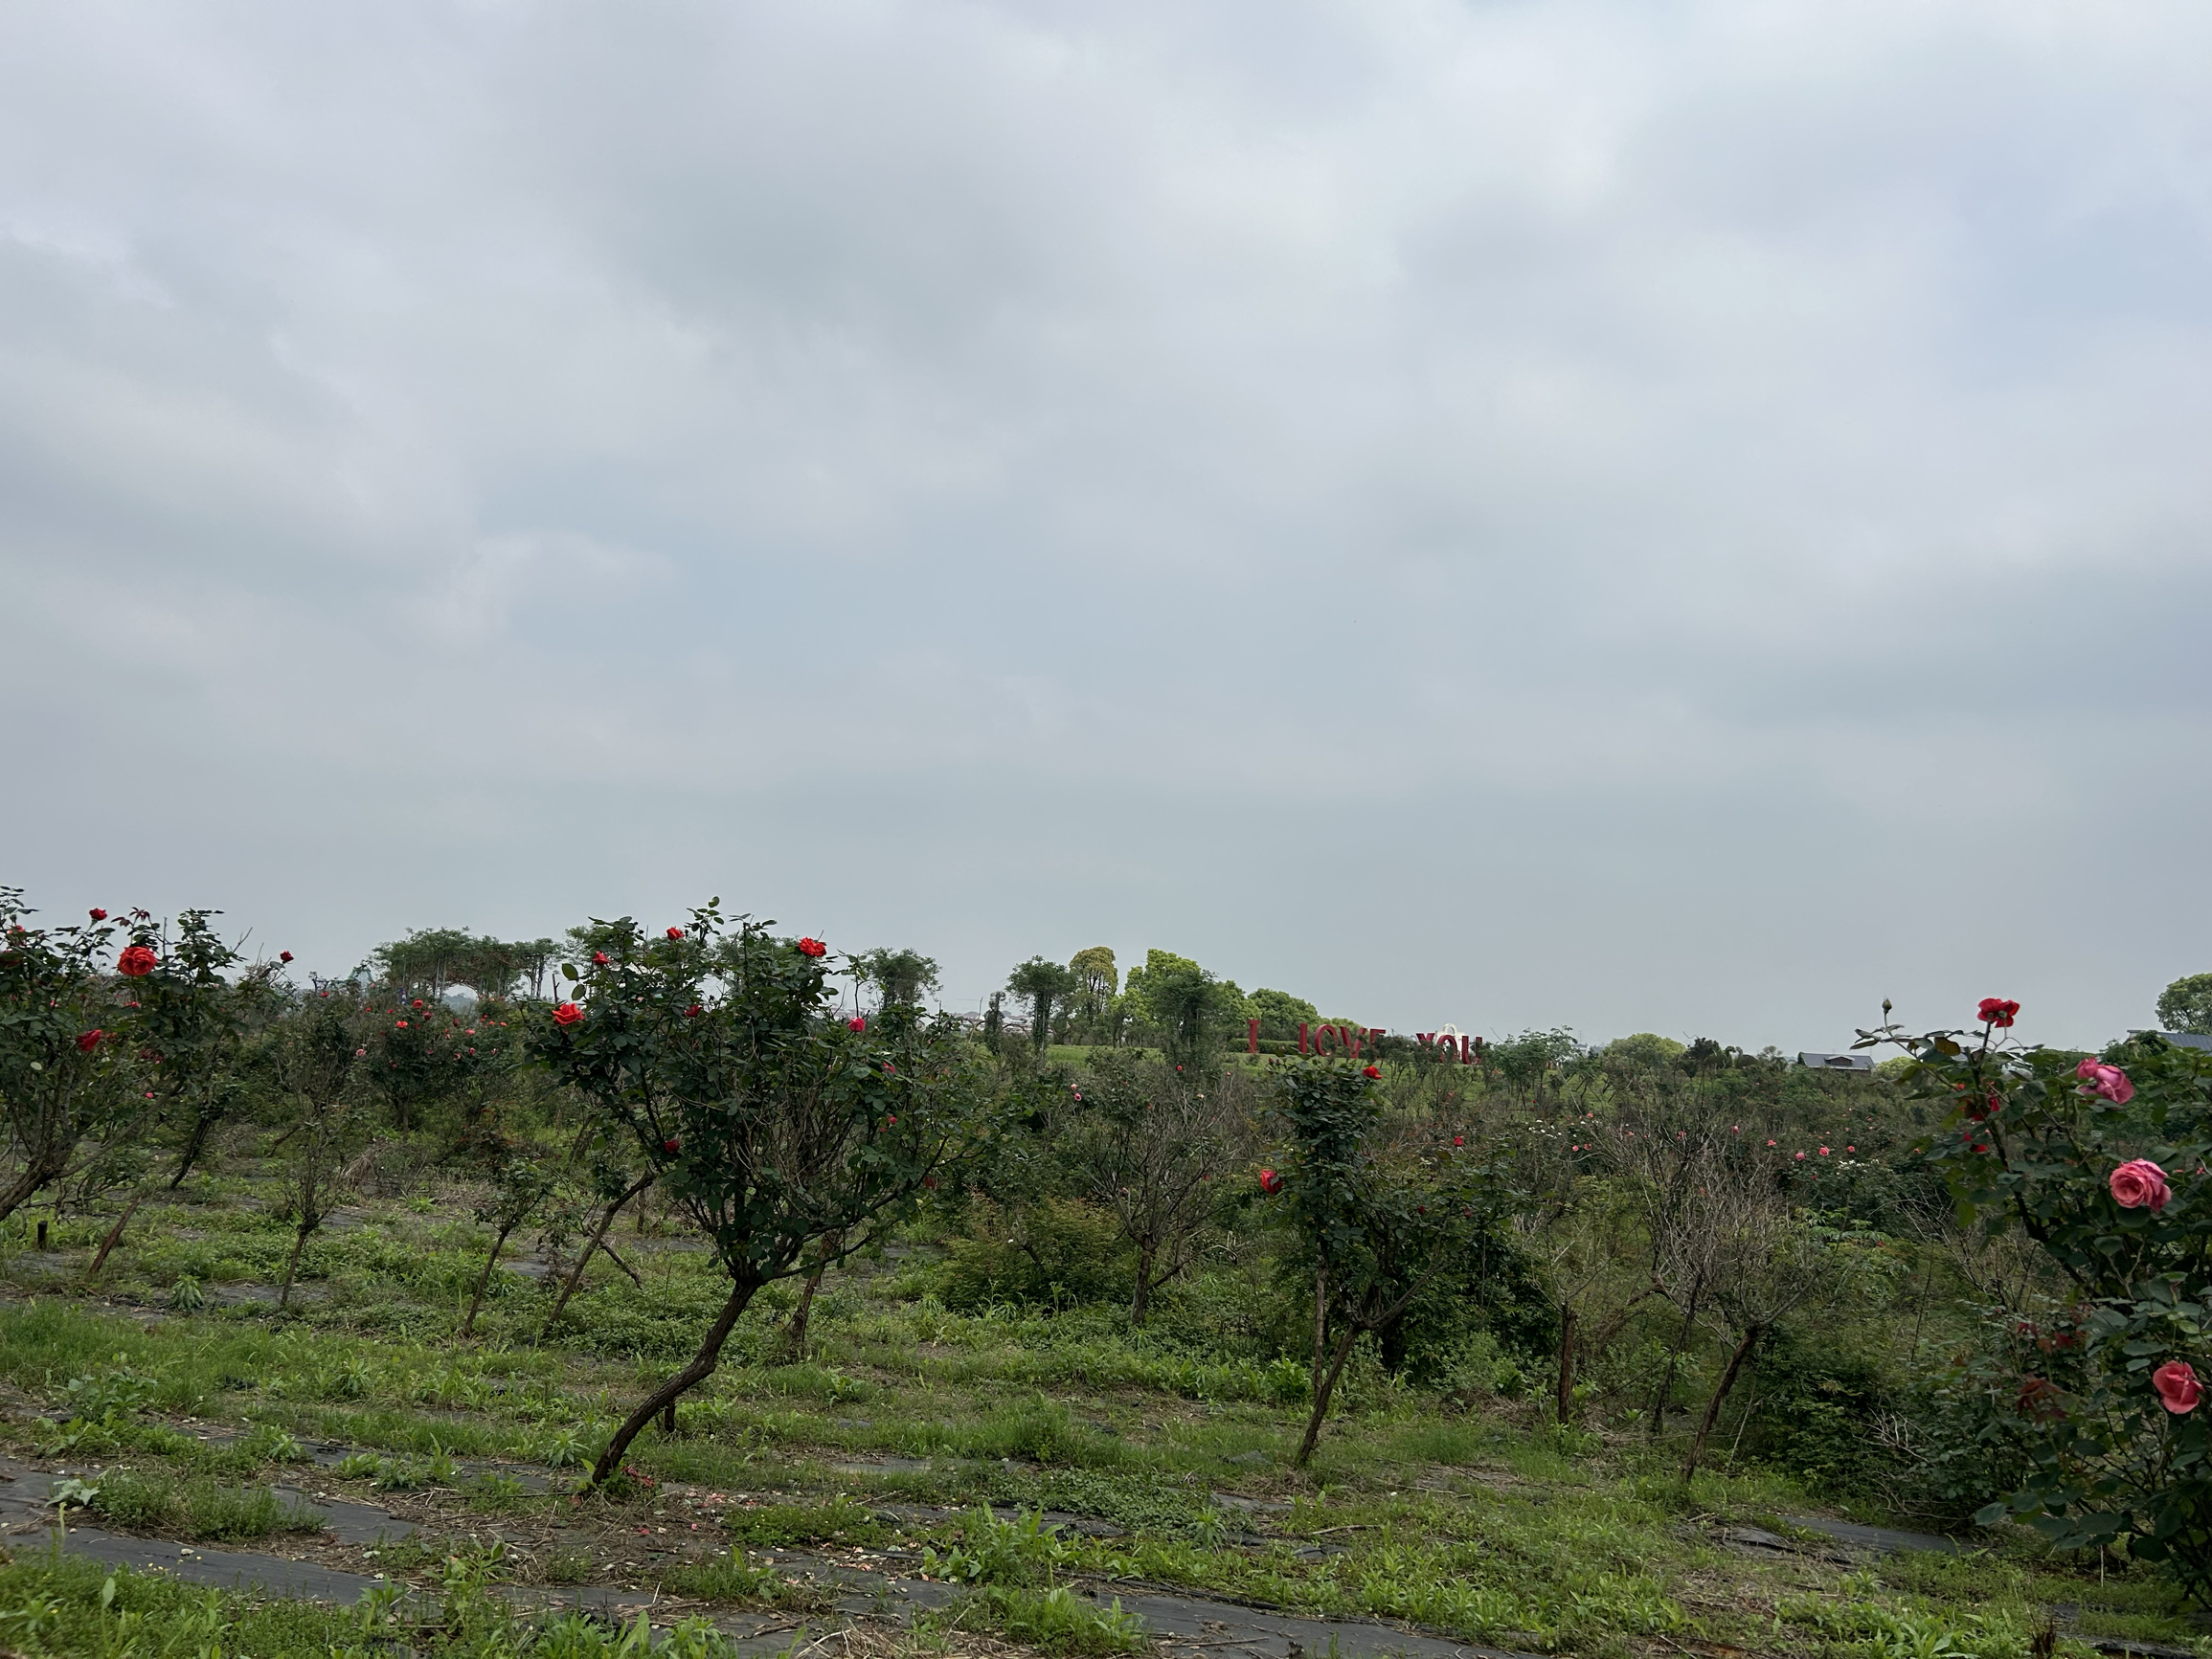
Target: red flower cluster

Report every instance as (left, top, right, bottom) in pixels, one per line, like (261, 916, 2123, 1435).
(88, 908, 106, 922)
(1258, 1168, 1284, 1195)
(685, 1003, 703, 1019)
(1977, 998, 2020, 1028)
(553, 1001, 584, 1027)
(76, 1029, 103, 1052)
(847, 1017, 867, 1033)
(280, 951, 293, 964)
(666, 927, 683, 940)
(116, 944, 157, 977)
(593, 951, 610, 966)
(1362, 1065, 1381, 1079)
(797, 937, 827, 958)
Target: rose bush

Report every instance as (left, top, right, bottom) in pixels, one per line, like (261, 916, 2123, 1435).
(0, 889, 150, 1222)
(530, 903, 992, 1484)
(1862, 1005, 2212, 1601)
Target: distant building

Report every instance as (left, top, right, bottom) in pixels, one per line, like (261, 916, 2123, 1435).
(1797, 1051, 1873, 1073)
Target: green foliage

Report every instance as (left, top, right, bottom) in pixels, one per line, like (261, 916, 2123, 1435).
(854, 947, 939, 1010)
(1120, 951, 1247, 1063)
(921, 1504, 1077, 1586)
(1604, 1033, 1686, 1065)
(535, 907, 984, 1291)
(1251, 988, 1320, 1042)
(2156, 974, 2212, 1036)
(1008, 957, 1081, 1050)
(943, 1195, 1130, 1310)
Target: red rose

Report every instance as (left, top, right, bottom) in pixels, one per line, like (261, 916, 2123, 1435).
(593, 951, 610, 966)
(280, 951, 293, 963)
(663, 1138, 680, 1154)
(1362, 1065, 1380, 1079)
(395, 1020, 409, 1029)
(76, 1029, 103, 1052)
(882, 1062, 895, 1075)
(685, 1003, 703, 1018)
(117, 944, 157, 977)
(88, 908, 106, 922)
(1453, 1135, 1463, 1147)
(553, 1001, 584, 1027)
(1258, 1169, 1284, 1195)
(666, 927, 683, 940)
(848, 1017, 867, 1033)
(412, 998, 425, 1010)
(923, 1177, 937, 1190)
(886, 1115, 897, 1126)
(1977, 998, 2020, 1028)
(2155, 1360, 2201, 1415)
(797, 937, 827, 958)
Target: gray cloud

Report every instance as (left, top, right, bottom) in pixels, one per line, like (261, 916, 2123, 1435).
(5, 0, 2210, 1050)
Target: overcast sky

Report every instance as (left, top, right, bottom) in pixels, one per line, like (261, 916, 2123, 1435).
(5, 1, 2209, 1050)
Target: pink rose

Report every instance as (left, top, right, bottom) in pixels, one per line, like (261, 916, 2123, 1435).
(2078, 1057, 2135, 1105)
(2109, 1158, 2171, 1212)
(2155, 1360, 2201, 1415)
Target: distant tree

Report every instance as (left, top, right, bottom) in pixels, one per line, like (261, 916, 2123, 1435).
(1123, 950, 1239, 1065)
(1007, 958, 1079, 1053)
(1487, 1027, 1582, 1087)
(1604, 1033, 1686, 1067)
(983, 992, 1004, 1053)
(856, 948, 939, 1011)
(508, 939, 561, 1000)
(1068, 948, 1118, 1034)
(374, 928, 478, 999)
(1252, 988, 1320, 1042)
(2157, 974, 2212, 1035)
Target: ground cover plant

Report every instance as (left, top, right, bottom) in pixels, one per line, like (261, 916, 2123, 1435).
(2, 886, 2211, 1658)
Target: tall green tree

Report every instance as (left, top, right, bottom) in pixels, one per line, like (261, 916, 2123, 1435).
(1068, 948, 1118, 1035)
(2157, 974, 2212, 1036)
(856, 948, 940, 1011)
(1007, 957, 1079, 1052)
(1124, 950, 1243, 1064)
(1252, 988, 1320, 1042)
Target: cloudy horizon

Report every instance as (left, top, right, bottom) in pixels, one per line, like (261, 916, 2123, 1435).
(5, 0, 2210, 1053)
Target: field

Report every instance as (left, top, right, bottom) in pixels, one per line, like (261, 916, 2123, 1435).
(0, 1140, 2195, 1659)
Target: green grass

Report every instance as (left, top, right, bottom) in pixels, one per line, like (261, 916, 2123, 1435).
(0, 1150, 2202, 1659)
